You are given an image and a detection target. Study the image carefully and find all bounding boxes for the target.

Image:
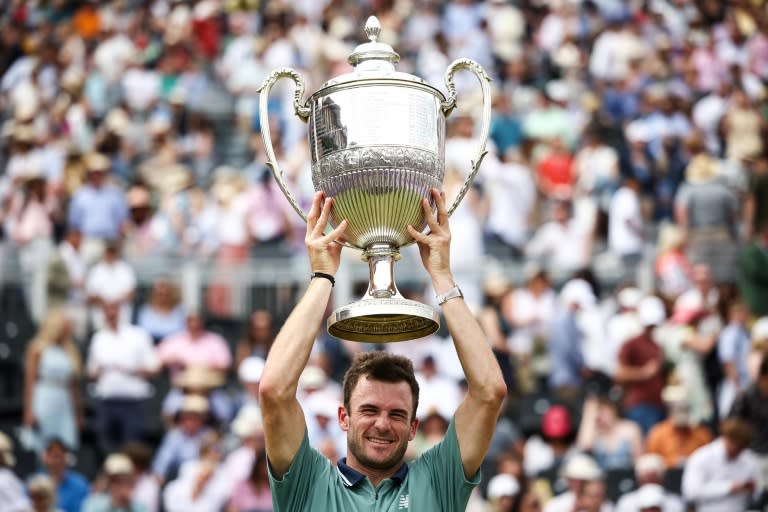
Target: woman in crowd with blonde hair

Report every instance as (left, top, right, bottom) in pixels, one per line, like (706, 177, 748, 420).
(654, 222, 693, 302)
(22, 307, 84, 453)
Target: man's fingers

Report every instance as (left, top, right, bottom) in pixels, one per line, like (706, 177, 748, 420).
(313, 195, 334, 237)
(323, 219, 348, 243)
(432, 188, 448, 226)
(421, 197, 441, 233)
(407, 224, 428, 243)
(307, 192, 323, 229)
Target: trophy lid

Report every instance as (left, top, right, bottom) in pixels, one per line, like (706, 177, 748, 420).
(347, 16, 400, 71)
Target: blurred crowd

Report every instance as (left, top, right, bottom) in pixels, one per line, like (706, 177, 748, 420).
(2, 0, 768, 511)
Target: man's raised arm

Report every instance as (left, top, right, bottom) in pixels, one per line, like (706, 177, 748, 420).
(259, 193, 347, 478)
(407, 189, 507, 479)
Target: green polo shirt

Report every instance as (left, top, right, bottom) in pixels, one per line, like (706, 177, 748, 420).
(268, 419, 480, 511)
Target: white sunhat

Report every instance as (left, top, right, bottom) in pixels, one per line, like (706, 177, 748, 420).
(487, 473, 521, 500)
(562, 453, 603, 481)
(238, 356, 266, 384)
(637, 296, 667, 327)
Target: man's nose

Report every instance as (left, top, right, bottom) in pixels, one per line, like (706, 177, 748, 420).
(373, 414, 391, 431)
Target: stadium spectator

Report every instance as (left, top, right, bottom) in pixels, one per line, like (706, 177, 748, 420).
(152, 395, 213, 483)
(135, 278, 186, 343)
(39, 438, 89, 512)
(615, 454, 684, 512)
(27, 474, 60, 512)
(86, 302, 159, 453)
(156, 312, 231, 380)
(85, 241, 137, 330)
(543, 453, 608, 512)
(23, 308, 83, 453)
(730, 357, 768, 488)
(576, 396, 643, 471)
(0, 432, 31, 512)
(81, 453, 145, 512)
(682, 417, 761, 512)
(122, 442, 159, 512)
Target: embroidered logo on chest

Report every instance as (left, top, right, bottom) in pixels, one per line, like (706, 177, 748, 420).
(398, 494, 409, 509)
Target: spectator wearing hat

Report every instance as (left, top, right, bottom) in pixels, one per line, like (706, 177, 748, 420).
(730, 357, 768, 489)
(543, 453, 610, 512)
(122, 184, 172, 261)
(615, 295, 668, 433)
(682, 417, 761, 512)
(220, 406, 265, 492)
(305, 391, 347, 462)
(86, 301, 159, 454)
(523, 405, 577, 478)
(156, 312, 232, 380)
(548, 278, 595, 396)
(615, 454, 684, 512)
(645, 385, 713, 468)
(27, 474, 62, 512)
(82, 453, 146, 512)
(0, 431, 32, 512)
(152, 395, 213, 483)
(5, 165, 54, 322)
(67, 152, 129, 264)
(162, 365, 232, 426)
(486, 473, 521, 512)
(85, 240, 137, 330)
(39, 438, 89, 512)
(122, 442, 159, 512)
(738, 219, 768, 317)
(576, 396, 643, 471)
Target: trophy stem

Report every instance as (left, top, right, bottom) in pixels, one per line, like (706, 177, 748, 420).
(363, 243, 402, 299)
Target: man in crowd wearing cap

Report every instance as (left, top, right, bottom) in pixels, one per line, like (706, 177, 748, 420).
(730, 357, 768, 492)
(614, 295, 667, 434)
(0, 431, 32, 512)
(152, 395, 213, 483)
(67, 152, 129, 265)
(523, 405, 577, 478)
(38, 437, 89, 512)
(615, 454, 684, 512)
(82, 453, 146, 512)
(682, 417, 761, 512)
(544, 453, 611, 512)
(258, 192, 506, 511)
(486, 473, 521, 512)
(646, 384, 713, 468)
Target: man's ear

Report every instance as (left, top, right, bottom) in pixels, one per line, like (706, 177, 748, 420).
(408, 417, 420, 442)
(338, 405, 349, 432)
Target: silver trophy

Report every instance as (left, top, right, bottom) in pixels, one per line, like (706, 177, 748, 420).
(258, 16, 491, 342)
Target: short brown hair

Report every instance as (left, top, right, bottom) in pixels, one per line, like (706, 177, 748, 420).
(720, 417, 752, 449)
(342, 351, 419, 419)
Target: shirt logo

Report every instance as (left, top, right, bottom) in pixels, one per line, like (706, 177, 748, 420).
(398, 494, 409, 509)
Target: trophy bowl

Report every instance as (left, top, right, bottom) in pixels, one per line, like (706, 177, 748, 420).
(258, 16, 491, 342)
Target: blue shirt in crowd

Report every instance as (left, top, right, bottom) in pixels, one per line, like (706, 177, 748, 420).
(67, 184, 128, 240)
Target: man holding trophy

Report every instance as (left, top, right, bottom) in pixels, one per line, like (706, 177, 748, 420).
(257, 15, 505, 510)
(259, 190, 507, 510)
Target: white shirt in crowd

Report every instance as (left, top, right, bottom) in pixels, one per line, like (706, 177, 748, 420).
(484, 160, 536, 249)
(608, 186, 644, 257)
(85, 259, 137, 328)
(0, 467, 31, 512)
(682, 438, 761, 512)
(163, 460, 229, 512)
(87, 324, 158, 399)
(544, 490, 614, 512)
(615, 487, 685, 512)
(526, 220, 591, 276)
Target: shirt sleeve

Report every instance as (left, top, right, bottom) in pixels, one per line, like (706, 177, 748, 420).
(268, 430, 332, 510)
(414, 419, 481, 511)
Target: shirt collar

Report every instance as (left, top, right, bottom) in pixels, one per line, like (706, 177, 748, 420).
(336, 458, 409, 487)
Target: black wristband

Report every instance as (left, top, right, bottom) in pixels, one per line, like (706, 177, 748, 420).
(310, 272, 335, 287)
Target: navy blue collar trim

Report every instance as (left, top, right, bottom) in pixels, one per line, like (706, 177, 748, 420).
(336, 458, 409, 487)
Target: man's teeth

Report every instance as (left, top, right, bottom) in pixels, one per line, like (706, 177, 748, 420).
(368, 437, 393, 444)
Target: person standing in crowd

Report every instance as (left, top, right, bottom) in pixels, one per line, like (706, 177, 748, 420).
(738, 219, 768, 318)
(39, 438, 89, 512)
(614, 296, 667, 434)
(85, 241, 137, 330)
(86, 302, 159, 454)
(730, 357, 768, 491)
(258, 191, 506, 510)
(66, 152, 128, 264)
(682, 417, 761, 512)
(49, 228, 88, 341)
(576, 396, 643, 472)
(136, 278, 186, 343)
(0, 432, 31, 512)
(23, 307, 83, 454)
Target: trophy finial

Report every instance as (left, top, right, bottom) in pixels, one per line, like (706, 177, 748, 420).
(365, 16, 381, 42)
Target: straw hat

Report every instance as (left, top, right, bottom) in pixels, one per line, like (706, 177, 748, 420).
(179, 394, 210, 415)
(84, 152, 111, 172)
(298, 365, 328, 391)
(562, 453, 603, 481)
(685, 154, 720, 184)
(174, 366, 225, 390)
(104, 453, 134, 476)
(231, 406, 263, 438)
(12, 124, 36, 143)
(656, 222, 686, 253)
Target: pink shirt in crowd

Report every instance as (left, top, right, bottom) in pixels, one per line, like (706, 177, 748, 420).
(156, 331, 232, 375)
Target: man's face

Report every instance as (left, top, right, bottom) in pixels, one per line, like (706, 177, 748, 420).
(339, 377, 418, 472)
(43, 444, 67, 473)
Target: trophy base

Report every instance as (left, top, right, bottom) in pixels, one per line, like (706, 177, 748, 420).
(327, 297, 440, 343)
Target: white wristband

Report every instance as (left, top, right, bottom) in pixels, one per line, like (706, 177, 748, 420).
(436, 285, 463, 305)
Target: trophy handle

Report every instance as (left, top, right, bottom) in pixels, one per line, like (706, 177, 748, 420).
(440, 58, 492, 217)
(257, 68, 311, 222)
